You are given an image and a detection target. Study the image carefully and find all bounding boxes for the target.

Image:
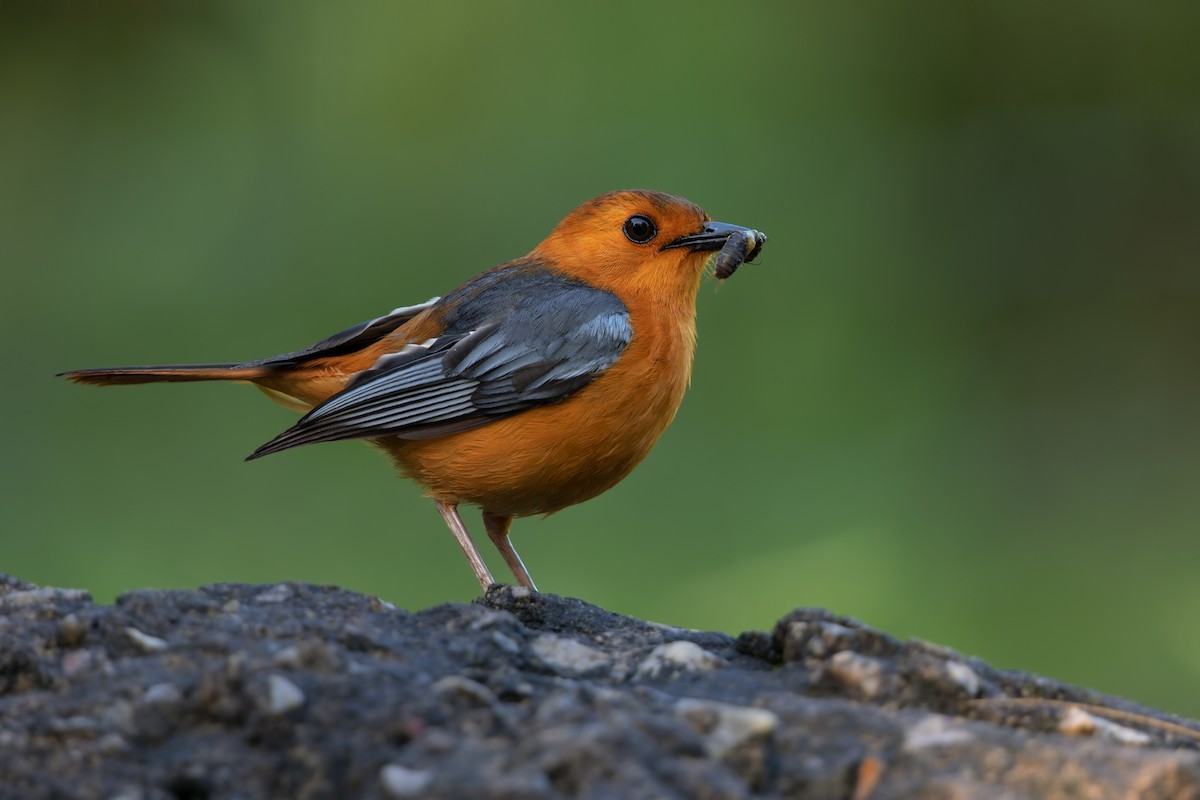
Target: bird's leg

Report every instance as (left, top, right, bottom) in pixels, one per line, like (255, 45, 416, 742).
(482, 511, 537, 591)
(434, 500, 494, 592)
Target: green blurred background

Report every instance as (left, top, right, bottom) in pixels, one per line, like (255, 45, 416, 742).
(3, 3, 1199, 715)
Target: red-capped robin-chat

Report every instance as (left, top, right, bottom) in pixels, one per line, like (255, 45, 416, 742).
(61, 190, 768, 592)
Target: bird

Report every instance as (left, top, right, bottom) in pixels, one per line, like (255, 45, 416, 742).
(60, 190, 767, 593)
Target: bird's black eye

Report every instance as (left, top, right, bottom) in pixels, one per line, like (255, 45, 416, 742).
(622, 214, 657, 244)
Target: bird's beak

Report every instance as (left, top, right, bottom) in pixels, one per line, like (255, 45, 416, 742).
(660, 221, 767, 261)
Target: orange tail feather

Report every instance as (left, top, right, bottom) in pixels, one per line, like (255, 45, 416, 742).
(58, 363, 265, 386)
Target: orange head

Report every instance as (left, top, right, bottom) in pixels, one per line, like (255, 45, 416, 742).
(531, 190, 766, 305)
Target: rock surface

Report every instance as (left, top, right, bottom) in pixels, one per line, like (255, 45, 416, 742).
(0, 573, 1198, 799)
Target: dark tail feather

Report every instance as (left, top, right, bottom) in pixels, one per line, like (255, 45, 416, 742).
(58, 363, 265, 386)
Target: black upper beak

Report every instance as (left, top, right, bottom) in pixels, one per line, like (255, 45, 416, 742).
(661, 221, 767, 260)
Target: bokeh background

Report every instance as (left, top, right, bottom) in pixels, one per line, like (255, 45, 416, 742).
(3, 3, 1199, 715)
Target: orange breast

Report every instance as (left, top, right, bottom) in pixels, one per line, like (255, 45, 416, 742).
(381, 300, 697, 517)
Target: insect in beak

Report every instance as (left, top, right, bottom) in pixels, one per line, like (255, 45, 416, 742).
(661, 221, 767, 279)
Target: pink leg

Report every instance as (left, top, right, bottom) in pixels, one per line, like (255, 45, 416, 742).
(434, 500, 495, 592)
(483, 512, 537, 591)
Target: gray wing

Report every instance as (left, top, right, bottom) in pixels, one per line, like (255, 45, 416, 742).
(246, 268, 630, 459)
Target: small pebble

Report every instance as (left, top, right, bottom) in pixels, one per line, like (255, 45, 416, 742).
(57, 613, 85, 646)
(61, 649, 94, 677)
(466, 608, 513, 630)
(675, 699, 779, 759)
(100, 701, 135, 733)
(432, 676, 516, 732)
(142, 683, 183, 706)
(380, 764, 433, 797)
(125, 627, 168, 653)
(0, 587, 91, 607)
(267, 674, 306, 715)
(945, 661, 981, 697)
(903, 715, 975, 751)
(432, 675, 501, 708)
(636, 641, 726, 679)
(272, 645, 303, 668)
(271, 639, 338, 672)
(254, 584, 294, 604)
(827, 651, 887, 698)
(1058, 706, 1151, 745)
(531, 634, 610, 675)
(49, 716, 99, 737)
(96, 732, 130, 755)
(492, 632, 522, 655)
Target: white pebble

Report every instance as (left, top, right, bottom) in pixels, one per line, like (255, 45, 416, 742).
(945, 661, 981, 697)
(254, 584, 294, 604)
(903, 715, 975, 750)
(380, 764, 432, 797)
(675, 699, 779, 759)
(125, 627, 168, 653)
(141, 683, 183, 706)
(636, 641, 726, 679)
(1058, 706, 1151, 745)
(267, 674, 306, 714)
(531, 634, 610, 674)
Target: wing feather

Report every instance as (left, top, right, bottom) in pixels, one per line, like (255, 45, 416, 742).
(249, 298, 440, 369)
(247, 264, 631, 460)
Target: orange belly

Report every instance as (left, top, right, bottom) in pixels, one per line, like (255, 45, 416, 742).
(380, 312, 694, 517)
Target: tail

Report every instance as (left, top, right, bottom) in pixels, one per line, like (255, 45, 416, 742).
(59, 363, 266, 386)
